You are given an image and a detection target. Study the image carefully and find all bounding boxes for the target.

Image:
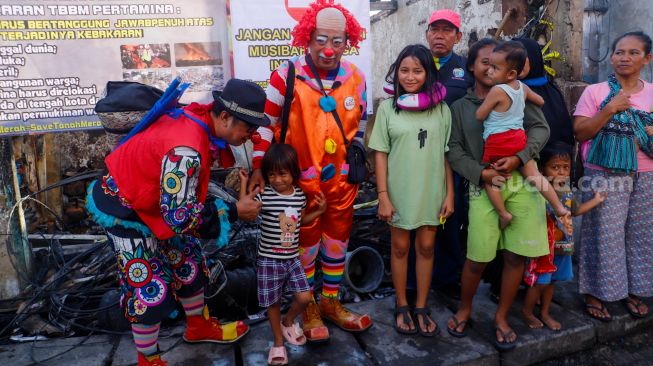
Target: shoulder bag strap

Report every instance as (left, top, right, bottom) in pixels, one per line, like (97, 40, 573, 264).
(279, 61, 295, 144)
(305, 57, 349, 146)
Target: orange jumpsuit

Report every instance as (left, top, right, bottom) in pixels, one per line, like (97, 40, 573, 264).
(278, 70, 362, 245)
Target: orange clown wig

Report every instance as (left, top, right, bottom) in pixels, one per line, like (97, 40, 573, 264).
(291, 0, 364, 51)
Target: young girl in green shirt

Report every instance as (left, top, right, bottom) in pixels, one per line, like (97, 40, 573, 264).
(368, 44, 454, 337)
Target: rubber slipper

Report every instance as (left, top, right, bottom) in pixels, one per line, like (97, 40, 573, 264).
(413, 307, 439, 337)
(494, 326, 517, 351)
(585, 302, 612, 322)
(446, 315, 467, 338)
(623, 297, 648, 319)
(393, 305, 417, 335)
(280, 321, 306, 345)
(267, 346, 288, 366)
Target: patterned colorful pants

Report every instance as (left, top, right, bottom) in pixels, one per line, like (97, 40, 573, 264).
(107, 226, 207, 324)
(578, 169, 653, 301)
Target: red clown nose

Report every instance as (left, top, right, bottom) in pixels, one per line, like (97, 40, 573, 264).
(250, 132, 261, 144)
(323, 48, 334, 57)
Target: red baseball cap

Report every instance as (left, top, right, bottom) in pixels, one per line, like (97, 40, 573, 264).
(428, 9, 461, 30)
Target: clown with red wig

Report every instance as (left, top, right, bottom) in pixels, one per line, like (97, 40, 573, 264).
(248, 0, 372, 344)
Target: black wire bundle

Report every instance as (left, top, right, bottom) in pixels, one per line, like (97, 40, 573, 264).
(0, 239, 122, 340)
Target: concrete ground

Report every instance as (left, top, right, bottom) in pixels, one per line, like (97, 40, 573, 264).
(536, 326, 653, 366)
(0, 278, 651, 366)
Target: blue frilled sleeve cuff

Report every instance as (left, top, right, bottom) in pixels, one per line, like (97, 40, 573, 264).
(196, 196, 237, 247)
(213, 199, 231, 249)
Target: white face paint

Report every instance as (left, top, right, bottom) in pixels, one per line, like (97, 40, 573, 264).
(309, 29, 346, 70)
(315, 34, 345, 49)
(316, 34, 344, 59)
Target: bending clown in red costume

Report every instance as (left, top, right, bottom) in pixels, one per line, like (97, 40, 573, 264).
(88, 79, 266, 365)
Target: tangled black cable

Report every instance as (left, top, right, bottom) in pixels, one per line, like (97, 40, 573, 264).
(0, 239, 116, 339)
(0, 238, 128, 365)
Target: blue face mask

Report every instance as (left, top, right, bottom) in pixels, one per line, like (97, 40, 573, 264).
(522, 76, 549, 87)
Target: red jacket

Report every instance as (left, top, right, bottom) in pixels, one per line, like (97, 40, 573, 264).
(105, 103, 232, 239)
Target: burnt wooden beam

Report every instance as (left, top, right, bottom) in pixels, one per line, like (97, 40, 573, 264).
(0, 137, 31, 299)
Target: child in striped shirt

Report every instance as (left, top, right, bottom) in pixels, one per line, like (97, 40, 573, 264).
(251, 143, 326, 365)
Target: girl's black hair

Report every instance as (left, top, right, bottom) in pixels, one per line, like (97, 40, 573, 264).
(466, 38, 499, 73)
(611, 31, 652, 56)
(261, 144, 300, 184)
(385, 44, 440, 113)
(539, 141, 573, 168)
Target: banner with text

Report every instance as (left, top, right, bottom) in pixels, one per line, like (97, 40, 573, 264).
(0, 1, 229, 136)
(229, 0, 372, 114)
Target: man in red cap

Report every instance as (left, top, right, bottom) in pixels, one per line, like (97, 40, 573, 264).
(248, 0, 372, 342)
(424, 9, 474, 104)
(88, 79, 267, 365)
